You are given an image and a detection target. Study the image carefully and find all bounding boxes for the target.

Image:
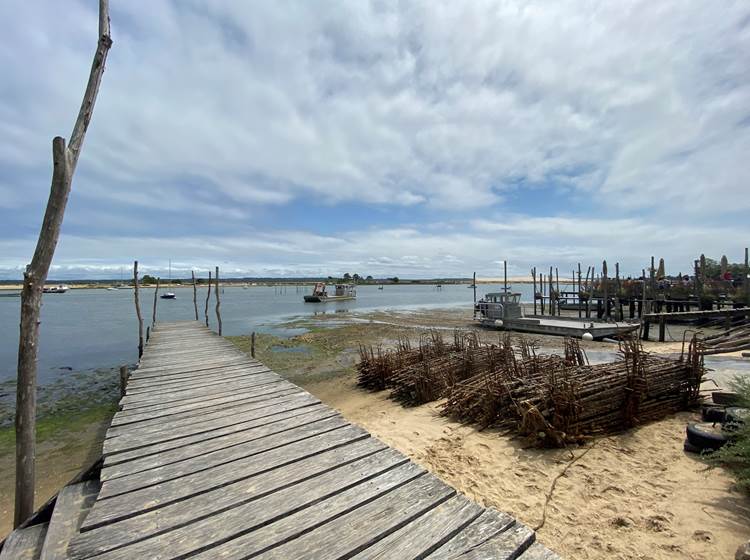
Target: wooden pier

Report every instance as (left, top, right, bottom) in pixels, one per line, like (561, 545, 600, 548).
(2, 321, 559, 559)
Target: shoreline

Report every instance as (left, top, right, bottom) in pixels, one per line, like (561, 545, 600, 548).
(1, 306, 748, 556)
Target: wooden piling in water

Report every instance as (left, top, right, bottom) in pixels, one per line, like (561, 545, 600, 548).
(152, 277, 160, 327)
(133, 261, 144, 359)
(205, 270, 212, 327)
(192, 270, 198, 321)
(119, 365, 128, 397)
(745, 247, 749, 304)
(602, 260, 609, 320)
(215, 266, 222, 335)
(472, 272, 477, 312)
(531, 267, 537, 315)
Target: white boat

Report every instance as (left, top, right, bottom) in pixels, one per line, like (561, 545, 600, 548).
(42, 285, 69, 294)
(476, 291, 640, 340)
(160, 292, 176, 299)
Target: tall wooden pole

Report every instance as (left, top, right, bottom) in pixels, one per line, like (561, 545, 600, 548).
(602, 260, 609, 320)
(215, 266, 223, 335)
(191, 270, 198, 321)
(745, 248, 749, 304)
(14, 0, 112, 528)
(531, 267, 537, 315)
(549, 266, 554, 316)
(205, 270, 212, 327)
(133, 261, 143, 359)
(472, 272, 477, 318)
(577, 263, 582, 318)
(503, 261, 508, 293)
(152, 277, 160, 327)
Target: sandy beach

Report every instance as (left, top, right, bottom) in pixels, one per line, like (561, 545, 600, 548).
(304, 373, 749, 559)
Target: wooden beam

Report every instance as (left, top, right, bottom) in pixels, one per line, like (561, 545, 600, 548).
(215, 266, 223, 336)
(134, 261, 143, 358)
(191, 270, 198, 321)
(204, 271, 212, 327)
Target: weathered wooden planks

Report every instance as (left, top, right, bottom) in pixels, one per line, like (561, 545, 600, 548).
(64, 321, 559, 559)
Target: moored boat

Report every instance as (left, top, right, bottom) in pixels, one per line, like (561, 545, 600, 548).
(42, 285, 69, 293)
(160, 292, 176, 299)
(476, 291, 640, 340)
(304, 283, 356, 302)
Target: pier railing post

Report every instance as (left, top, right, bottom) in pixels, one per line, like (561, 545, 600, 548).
(215, 266, 222, 335)
(205, 270, 212, 327)
(152, 277, 160, 327)
(192, 270, 199, 321)
(251, 332, 256, 358)
(133, 261, 144, 359)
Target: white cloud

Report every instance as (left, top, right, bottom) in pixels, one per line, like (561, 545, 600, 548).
(0, 0, 748, 276)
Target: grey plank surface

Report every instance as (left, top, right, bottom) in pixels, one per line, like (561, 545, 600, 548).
(40, 481, 99, 560)
(101, 406, 340, 479)
(252, 473, 454, 560)
(82, 425, 370, 529)
(66, 322, 559, 560)
(104, 401, 326, 463)
(69, 438, 389, 558)
(351, 494, 484, 560)
(0, 523, 48, 560)
(426, 509, 516, 558)
(103, 393, 319, 452)
(517, 542, 563, 560)
(98, 415, 350, 496)
(76, 450, 413, 560)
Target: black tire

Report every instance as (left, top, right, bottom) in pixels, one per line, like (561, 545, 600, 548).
(683, 439, 703, 454)
(701, 405, 725, 423)
(712, 391, 741, 406)
(686, 423, 728, 452)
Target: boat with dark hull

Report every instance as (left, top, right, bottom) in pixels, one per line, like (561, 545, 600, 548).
(304, 283, 356, 302)
(476, 292, 640, 340)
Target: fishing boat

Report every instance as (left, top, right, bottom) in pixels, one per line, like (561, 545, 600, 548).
(304, 283, 356, 302)
(160, 292, 176, 299)
(42, 285, 69, 294)
(476, 291, 640, 340)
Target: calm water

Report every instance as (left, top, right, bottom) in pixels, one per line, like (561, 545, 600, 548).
(0, 283, 531, 385)
(3, 283, 746, 388)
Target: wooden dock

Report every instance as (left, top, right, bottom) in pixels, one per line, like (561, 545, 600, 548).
(2, 321, 559, 559)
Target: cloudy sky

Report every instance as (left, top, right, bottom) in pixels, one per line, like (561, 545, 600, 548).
(0, 1, 748, 280)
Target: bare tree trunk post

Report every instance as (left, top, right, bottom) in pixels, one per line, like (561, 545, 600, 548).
(251, 332, 256, 358)
(215, 266, 223, 335)
(133, 260, 143, 358)
(191, 270, 198, 321)
(152, 277, 160, 327)
(205, 271, 212, 327)
(14, 0, 112, 528)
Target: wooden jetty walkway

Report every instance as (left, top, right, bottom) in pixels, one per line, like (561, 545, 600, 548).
(2, 322, 559, 559)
